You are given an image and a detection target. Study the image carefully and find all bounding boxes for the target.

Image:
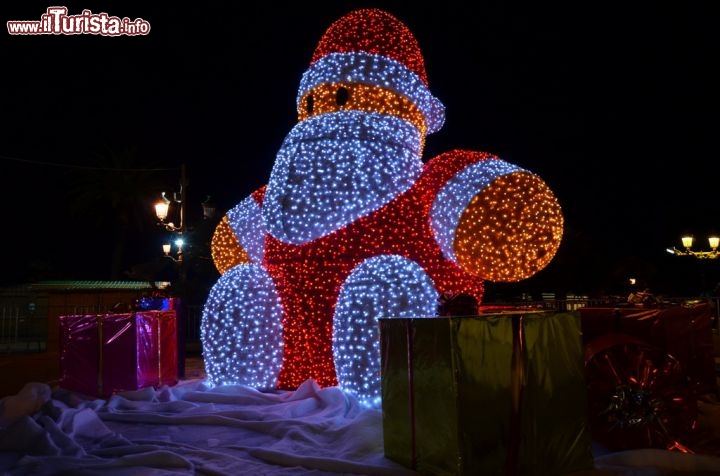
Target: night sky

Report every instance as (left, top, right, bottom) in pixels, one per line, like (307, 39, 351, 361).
(2, 3, 717, 298)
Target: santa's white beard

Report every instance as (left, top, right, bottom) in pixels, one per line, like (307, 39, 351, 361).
(263, 111, 423, 244)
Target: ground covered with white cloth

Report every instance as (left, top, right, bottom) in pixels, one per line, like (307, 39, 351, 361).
(2, 380, 720, 475)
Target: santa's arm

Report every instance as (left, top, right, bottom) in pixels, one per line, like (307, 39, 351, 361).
(210, 186, 268, 275)
(426, 150, 564, 282)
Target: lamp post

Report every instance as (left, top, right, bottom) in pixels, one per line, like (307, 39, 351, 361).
(666, 235, 720, 259)
(666, 235, 720, 333)
(153, 164, 215, 379)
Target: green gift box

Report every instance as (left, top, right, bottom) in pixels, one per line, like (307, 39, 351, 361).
(379, 312, 594, 476)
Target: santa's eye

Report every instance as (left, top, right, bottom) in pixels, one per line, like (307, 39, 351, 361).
(306, 94, 314, 115)
(336, 87, 349, 106)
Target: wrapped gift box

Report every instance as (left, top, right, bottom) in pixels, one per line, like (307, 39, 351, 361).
(59, 311, 178, 397)
(379, 312, 593, 476)
(134, 296, 175, 311)
(579, 302, 717, 395)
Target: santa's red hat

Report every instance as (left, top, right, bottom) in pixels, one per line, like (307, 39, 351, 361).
(297, 9, 445, 134)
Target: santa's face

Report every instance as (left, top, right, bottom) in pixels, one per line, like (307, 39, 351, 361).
(262, 110, 423, 244)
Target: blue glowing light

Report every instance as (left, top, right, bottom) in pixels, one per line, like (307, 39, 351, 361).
(226, 194, 267, 263)
(201, 264, 284, 390)
(299, 52, 445, 134)
(333, 254, 438, 408)
(263, 111, 423, 244)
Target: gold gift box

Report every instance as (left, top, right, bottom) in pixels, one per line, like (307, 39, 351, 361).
(379, 312, 593, 475)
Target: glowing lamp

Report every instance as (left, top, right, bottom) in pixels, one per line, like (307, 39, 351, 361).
(709, 236, 719, 250)
(668, 234, 720, 259)
(155, 201, 169, 221)
(681, 236, 693, 250)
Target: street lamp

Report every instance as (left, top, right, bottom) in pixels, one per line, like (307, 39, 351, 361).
(161, 238, 185, 262)
(152, 163, 216, 379)
(667, 235, 720, 332)
(155, 163, 188, 257)
(154, 165, 216, 261)
(666, 235, 720, 259)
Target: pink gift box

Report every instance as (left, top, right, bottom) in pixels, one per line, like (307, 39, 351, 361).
(59, 311, 178, 397)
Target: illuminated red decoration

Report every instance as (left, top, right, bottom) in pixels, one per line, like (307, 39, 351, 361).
(205, 9, 564, 400)
(311, 9, 428, 86)
(266, 151, 490, 388)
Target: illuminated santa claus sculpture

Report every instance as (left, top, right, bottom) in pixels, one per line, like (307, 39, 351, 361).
(201, 9, 563, 408)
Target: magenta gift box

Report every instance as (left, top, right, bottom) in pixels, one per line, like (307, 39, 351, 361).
(59, 311, 178, 397)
